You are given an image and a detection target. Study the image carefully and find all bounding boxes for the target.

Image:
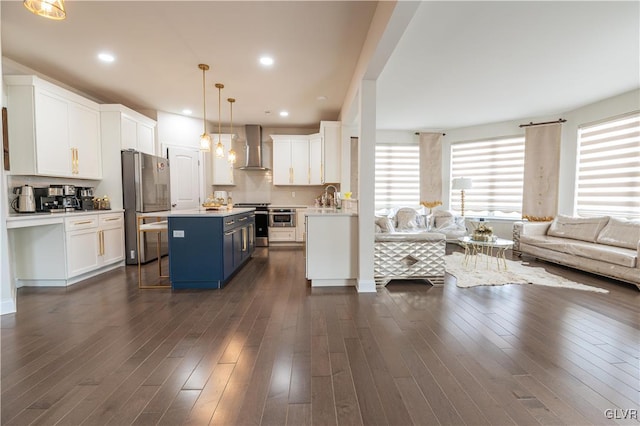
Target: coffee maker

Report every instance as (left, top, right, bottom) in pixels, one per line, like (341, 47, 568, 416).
(76, 187, 95, 210)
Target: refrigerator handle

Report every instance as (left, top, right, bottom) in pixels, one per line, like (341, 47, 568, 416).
(134, 152, 143, 212)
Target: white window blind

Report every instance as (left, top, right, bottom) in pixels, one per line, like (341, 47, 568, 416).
(576, 112, 640, 219)
(375, 144, 420, 209)
(450, 136, 525, 216)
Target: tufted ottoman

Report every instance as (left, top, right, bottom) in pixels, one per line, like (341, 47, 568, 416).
(374, 232, 446, 287)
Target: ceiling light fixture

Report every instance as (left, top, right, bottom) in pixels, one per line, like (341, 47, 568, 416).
(98, 53, 115, 63)
(259, 56, 274, 66)
(23, 0, 66, 20)
(182, 109, 192, 115)
(198, 64, 211, 152)
(227, 98, 237, 164)
(215, 83, 225, 158)
(279, 111, 289, 117)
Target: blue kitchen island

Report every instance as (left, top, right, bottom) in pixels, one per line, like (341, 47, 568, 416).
(165, 208, 256, 289)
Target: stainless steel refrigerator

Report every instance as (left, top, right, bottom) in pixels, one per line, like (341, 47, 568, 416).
(122, 150, 171, 265)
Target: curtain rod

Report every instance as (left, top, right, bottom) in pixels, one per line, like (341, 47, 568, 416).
(519, 118, 566, 128)
(414, 132, 446, 136)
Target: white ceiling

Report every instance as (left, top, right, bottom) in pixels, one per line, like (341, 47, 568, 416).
(2, 1, 639, 132)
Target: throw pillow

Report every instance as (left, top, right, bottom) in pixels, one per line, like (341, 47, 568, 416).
(433, 210, 454, 229)
(547, 215, 610, 242)
(396, 208, 420, 231)
(596, 217, 640, 250)
(375, 216, 395, 233)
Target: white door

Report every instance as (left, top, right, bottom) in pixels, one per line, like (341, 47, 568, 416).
(168, 146, 200, 210)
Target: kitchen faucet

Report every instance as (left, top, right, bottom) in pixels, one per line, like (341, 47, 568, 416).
(324, 185, 338, 207)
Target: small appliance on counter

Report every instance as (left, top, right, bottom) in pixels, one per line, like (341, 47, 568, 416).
(76, 187, 95, 210)
(11, 185, 36, 213)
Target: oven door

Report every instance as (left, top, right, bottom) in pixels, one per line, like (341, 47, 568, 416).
(269, 210, 296, 227)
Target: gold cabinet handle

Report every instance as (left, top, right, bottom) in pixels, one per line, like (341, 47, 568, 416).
(104, 217, 120, 222)
(98, 230, 104, 256)
(289, 167, 293, 184)
(320, 163, 324, 183)
(73, 220, 94, 225)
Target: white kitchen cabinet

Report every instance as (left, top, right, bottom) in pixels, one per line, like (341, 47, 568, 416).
(309, 134, 323, 185)
(305, 214, 358, 286)
(212, 134, 235, 185)
(65, 212, 124, 278)
(296, 208, 307, 242)
(320, 121, 341, 183)
(5, 75, 102, 179)
(271, 134, 317, 185)
(269, 227, 297, 242)
(100, 104, 157, 155)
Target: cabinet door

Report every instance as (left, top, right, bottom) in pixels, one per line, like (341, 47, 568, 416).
(137, 123, 155, 155)
(321, 121, 341, 183)
(121, 116, 137, 150)
(35, 89, 71, 176)
(290, 139, 310, 185)
(309, 135, 323, 185)
(212, 135, 234, 185)
(70, 103, 102, 179)
(272, 138, 292, 185)
(66, 229, 100, 278)
(101, 227, 125, 265)
(223, 229, 235, 279)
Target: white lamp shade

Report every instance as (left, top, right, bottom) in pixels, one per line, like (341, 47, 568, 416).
(452, 177, 473, 190)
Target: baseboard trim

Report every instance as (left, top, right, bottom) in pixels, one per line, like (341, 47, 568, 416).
(356, 279, 376, 293)
(1, 298, 17, 315)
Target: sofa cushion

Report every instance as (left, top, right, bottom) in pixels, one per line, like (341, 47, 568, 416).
(547, 215, 609, 243)
(375, 232, 445, 242)
(433, 210, 455, 228)
(596, 217, 640, 250)
(521, 234, 637, 268)
(375, 216, 395, 233)
(396, 208, 421, 231)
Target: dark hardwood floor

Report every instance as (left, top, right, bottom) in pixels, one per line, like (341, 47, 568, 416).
(2, 247, 639, 425)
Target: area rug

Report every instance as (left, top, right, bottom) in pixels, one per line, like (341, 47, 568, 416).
(445, 252, 608, 293)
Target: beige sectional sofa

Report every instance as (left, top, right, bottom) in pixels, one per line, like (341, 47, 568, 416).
(514, 215, 640, 289)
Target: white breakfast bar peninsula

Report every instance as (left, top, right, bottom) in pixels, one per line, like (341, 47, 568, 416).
(305, 208, 358, 286)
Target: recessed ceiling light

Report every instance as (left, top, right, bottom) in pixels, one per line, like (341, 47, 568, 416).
(259, 56, 274, 66)
(317, 95, 328, 101)
(279, 111, 289, 117)
(98, 52, 115, 63)
(182, 109, 192, 115)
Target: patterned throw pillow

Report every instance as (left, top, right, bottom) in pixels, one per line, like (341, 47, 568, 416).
(375, 216, 395, 233)
(395, 208, 420, 231)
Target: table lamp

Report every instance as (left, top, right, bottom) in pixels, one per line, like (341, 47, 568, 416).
(452, 177, 473, 216)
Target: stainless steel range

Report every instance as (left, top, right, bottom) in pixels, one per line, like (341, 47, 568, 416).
(234, 203, 270, 246)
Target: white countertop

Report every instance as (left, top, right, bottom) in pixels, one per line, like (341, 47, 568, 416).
(305, 207, 357, 217)
(140, 207, 255, 218)
(7, 209, 124, 229)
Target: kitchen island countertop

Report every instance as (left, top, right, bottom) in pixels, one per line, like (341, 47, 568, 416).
(140, 207, 255, 219)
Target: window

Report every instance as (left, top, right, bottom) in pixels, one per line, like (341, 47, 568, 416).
(576, 112, 640, 219)
(450, 136, 525, 217)
(375, 144, 420, 209)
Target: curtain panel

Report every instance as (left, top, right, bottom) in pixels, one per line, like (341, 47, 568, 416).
(419, 132, 442, 206)
(522, 123, 562, 221)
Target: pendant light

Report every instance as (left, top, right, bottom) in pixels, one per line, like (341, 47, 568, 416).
(198, 64, 212, 152)
(214, 83, 225, 158)
(227, 98, 237, 164)
(23, 0, 66, 20)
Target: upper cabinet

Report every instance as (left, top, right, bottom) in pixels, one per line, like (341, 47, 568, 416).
(271, 122, 341, 186)
(100, 104, 157, 155)
(5, 75, 102, 179)
(211, 134, 235, 186)
(320, 121, 341, 184)
(272, 135, 311, 185)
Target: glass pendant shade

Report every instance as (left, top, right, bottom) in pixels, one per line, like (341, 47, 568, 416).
(200, 133, 212, 152)
(198, 64, 211, 152)
(23, 0, 66, 20)
(215, 83, 225, 158)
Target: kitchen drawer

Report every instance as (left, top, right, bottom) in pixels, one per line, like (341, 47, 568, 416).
(223, 212, 254, 231)
(64, 215, 98, 231)
(99, 213, 123, 228)
(269, 227, 296, 242)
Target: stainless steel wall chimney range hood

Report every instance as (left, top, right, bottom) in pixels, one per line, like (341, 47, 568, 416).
(240, 124, 269, 170)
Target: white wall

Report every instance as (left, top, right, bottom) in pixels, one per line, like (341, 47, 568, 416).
(441, 89, 640, 215)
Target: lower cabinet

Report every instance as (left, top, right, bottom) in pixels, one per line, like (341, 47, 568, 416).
(306, 215, 358, 286)
(65, 212, 125, 278)
(9, 211, 125, 287)
(169, 211, 255, 289)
